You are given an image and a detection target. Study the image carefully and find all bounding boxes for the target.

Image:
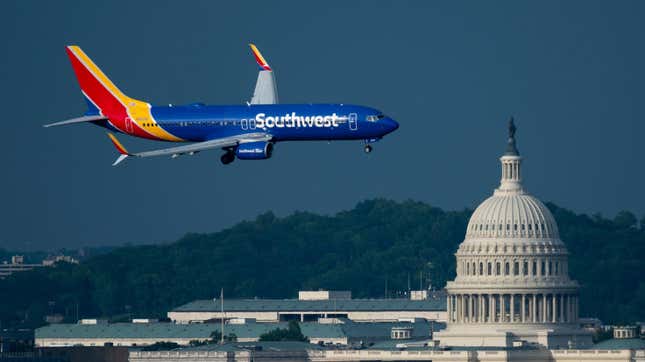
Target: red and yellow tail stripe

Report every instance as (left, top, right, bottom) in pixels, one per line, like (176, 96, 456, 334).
(65, 46, 183, 142)
(108, 133, 129, 155)
(249, 43, 272, 71)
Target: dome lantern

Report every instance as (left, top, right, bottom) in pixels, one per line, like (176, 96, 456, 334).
(496, 117, 523, 195)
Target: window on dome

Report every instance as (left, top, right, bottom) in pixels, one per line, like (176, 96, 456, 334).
(555, 262, 559, 275)
(521, 224, 525, 230)
(532, 261, 537, 275)
(488, 262, 492, 275)
(467, 263, 470, 275)
(541, 223, 545, 231)
(528, 224, 532, 230)
(514, 224, 518, 231)
(506, 224, 510, 231)
(472, 262, 476, 275)
(499, 224, 503, 230)
(496, 262, 501, 275)
(514, 262, 519, 275)
(541, 261, 546, 276)
(548, 261, 552, 275)
(523, 261, 528, 275)
(535, 224, 539, 232)
(505, 262, 510, 275)
(480, 263, 483, 275)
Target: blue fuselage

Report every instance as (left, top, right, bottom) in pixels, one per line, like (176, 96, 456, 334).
(98, 103, 399, 143)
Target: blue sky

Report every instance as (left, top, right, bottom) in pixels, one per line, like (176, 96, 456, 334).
(1, 1, 644, 250)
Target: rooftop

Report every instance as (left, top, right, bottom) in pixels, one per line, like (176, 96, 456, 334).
(172, 298, 444, 313)
(36, 320, 436, 342)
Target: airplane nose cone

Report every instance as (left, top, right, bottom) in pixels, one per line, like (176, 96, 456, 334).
(384, 118, 399, 133)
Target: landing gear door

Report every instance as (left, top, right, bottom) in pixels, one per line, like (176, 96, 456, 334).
(349, 113, 358, 131)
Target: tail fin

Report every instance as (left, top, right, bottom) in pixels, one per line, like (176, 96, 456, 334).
(65, 45, 141, 119)
(248, 44, 278, 104)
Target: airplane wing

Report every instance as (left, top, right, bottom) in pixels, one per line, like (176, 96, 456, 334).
(249, 44, 278, 105)
(107, 132, 272, 166)
(43, 115, 108, 128)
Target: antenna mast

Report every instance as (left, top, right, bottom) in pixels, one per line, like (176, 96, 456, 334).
(220, 288, 224, 344)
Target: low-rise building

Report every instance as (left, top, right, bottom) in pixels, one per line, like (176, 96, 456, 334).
(35, 319, 434, 348)
(169, 290, 446, 324)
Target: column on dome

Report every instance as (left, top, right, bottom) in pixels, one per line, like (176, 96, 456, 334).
(573, 295, 578, 323)
(491, 294, 496, 322)
(552, 294, 557, 323)
(454, 295, 458, 323)
(470, 294, 474, 323)
(521, 294, 526, 323)
(559, 294, 564, 323)
(510, 294, 515, 323)
(480, 294, 484, 323)
(457, 294, 461, 322)
(447, 295, 452, 322)
(532, 294, 537, 323)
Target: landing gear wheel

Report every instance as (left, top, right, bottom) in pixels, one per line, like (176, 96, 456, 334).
(220, 152, 235, 165)
(364, 144, 373, 153)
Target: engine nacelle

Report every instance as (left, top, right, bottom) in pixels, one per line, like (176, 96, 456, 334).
(236, 141, 273, 160)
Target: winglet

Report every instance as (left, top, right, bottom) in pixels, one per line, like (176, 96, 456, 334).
(107, 133, 130, 166)
(249, 43, 272, 71)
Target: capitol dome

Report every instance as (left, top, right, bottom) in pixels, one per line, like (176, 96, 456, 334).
(465, 193, 559, 240)
(434, 119, 592, 349)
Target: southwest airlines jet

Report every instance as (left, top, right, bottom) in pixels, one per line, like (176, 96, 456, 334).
(45, 44, 399, 166)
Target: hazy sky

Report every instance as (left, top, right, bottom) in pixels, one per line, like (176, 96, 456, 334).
(1, 1, 644, 251)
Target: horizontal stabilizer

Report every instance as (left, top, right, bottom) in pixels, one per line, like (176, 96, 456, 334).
(43, 115, 107, 128)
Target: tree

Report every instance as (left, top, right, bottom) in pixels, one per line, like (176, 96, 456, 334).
(614, 211, 637, 229)
(259, 320, 308, 342)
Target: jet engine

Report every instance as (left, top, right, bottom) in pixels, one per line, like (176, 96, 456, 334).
(235, 141, 274, 160)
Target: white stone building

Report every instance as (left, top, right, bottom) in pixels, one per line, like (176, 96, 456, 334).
(434, 120, 593, 349)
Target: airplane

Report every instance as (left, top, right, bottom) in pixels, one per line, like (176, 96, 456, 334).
(45, 44, 399, 166)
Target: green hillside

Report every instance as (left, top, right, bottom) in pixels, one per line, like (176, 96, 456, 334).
(0, 199, 643, 329)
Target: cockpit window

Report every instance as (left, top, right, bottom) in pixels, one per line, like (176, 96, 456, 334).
(366, 114, 385, 122)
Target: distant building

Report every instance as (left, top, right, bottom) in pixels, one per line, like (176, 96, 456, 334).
(42, 255, 78, 267)
(0, 256, 42, 278)
(0, 254, 79, 279)
(614, 326, 639, 339)
(169, 290, 446, 324)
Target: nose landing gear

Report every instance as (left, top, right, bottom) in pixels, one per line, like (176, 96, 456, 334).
(364, 144, 373, 153)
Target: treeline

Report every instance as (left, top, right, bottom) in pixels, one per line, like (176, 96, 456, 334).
(0, 199, 643, 329)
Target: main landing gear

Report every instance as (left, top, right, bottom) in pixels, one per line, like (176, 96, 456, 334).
(221, 149, 235, 165)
